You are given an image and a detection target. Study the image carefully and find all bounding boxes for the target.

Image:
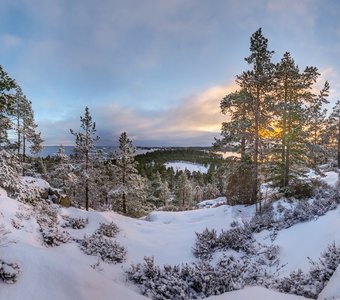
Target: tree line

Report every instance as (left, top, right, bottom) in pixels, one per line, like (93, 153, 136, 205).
(215, 28, 340, 211)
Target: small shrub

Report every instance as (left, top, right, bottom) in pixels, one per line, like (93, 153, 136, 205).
(193, 228, 218, 259)
(79, 233, 126, 264)
(96, 222, 119, 238)
(62, 216, 88, 229)
(218, 225, 254, 254)
(0, 260, 20, 283)
(282, 179, 315, 199)
(41, 227, 71, 247)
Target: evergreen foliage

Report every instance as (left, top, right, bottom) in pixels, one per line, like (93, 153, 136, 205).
(70, 106, 100, 211)
(109, 132, 148, 216)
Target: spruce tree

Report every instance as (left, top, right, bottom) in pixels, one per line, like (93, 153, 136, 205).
(70, 106, 99, 211)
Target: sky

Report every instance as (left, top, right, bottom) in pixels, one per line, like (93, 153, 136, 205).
(1, 0, 340, 146)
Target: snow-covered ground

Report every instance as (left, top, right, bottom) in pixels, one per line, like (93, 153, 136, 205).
(164, 161, 209, 173)
(0, 167, 339, 300)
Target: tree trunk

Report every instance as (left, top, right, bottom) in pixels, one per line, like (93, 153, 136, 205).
(252, 86, 260, 212)
(85, 181, 89, 211)
(85, 149, 89, 211)
(282, 76, 288, 187)
(285, 110, 292, 186)
(17, 103, 21, 157)
(122, 193, 126, 214)
(122, 165, 127, 214)
(338, 117, 340, 168)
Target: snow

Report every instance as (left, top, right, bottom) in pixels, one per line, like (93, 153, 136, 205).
(198, 197, 227, 208)
(21, 176, 50, 189)
(322, 171, 339, 188)
(255, 207, 340, 275)
(206, 286, 308, 300)
(1, 177, 339, 299)
(305, 170, 339, 188)
(0, 188, 7, 197)
(164, 161, 209, 173)
(318, 265, 340, 300)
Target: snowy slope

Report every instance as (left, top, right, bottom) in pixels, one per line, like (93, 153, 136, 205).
(206, 286, 308, 300)
(256, 207, 340, 275)
(318, 265, 340, 300)
(0, 183, 339, 300)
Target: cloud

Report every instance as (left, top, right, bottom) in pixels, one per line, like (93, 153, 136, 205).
(0, 34, 22, 49)
(41, 82, 237, 146)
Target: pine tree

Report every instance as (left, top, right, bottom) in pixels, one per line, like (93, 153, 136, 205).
(11, 86, 25, 156)
(175, 172, 192, 207)
(216, 89, 253, 161)
(327, 100, 340, 167)
(148, 171, 164, 207)
(110, 132, 146, 215)
(306, 81, 330, 167)
(30, 132, 44, 156)
(0, 65, 16, 147)
(160, 179, 171, 206)
(21, 99, 38, 163)
(270, 52, 321, 187)
(70, 106, 99, 211)
(236, 28, 275, 211)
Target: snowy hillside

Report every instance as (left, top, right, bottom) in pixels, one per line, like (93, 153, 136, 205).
(0, 169, 339, 300)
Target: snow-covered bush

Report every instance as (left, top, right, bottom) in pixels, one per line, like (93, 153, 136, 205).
(62, 216, 88, 229)
(250, 205, 274, 233)
(193, 223, 255, 259)
(218, 224, 254, 254)
(193, 228, 218, 259)
(308, 242, 340, 293)
(0, 150, 20, 194)
(79, 233, 126, 264)
(36, 202, 58, 227)
(96, 221, 119, 238)
(0, 260, 20, 283)
(273, 242, 340, 299)
(273, 269, 313, 298)
(11, 219, 23, 230)
(36, 202, 70, 247)
(248, 193, 338, 237)
(41, 227, 71, 247)
(281, 179, 316, 199)
(127, 252, 281, 300)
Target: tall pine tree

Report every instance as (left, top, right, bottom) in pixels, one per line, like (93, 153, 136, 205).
(70, 106, 99, 211)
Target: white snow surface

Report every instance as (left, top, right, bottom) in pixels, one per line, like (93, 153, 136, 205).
(21, 176, 50, 189)
(1, 185, 340, 299)
(164, 161, 209, 173)
(256, 206, 340, 275)
(206, 286, 308, 300)
(318, 265, 340, 300)
(198, 197, 227, 208)
(305, 170, 339, 187)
